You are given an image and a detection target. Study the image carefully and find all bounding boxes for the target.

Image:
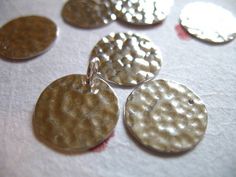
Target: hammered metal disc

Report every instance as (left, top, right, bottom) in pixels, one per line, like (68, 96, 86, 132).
(34, 74, 119, 152)
(0, 16, 57, 60)
(125, 79, 208, 153)
(180, 2, 236, 43)
(112, 0, 174, 25)
(91, 32, 162, 86)
(62, 0, 116, 28)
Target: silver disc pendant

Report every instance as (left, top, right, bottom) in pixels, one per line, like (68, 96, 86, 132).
(62, 0, 117, 28)
(91, 32, 162, 86)
(112, 0, 174, 25)
(180, 2, 236, 43)
(0, 16, 57, 60)
(125, 79, 208, 153)
(34, 74, 119, 152)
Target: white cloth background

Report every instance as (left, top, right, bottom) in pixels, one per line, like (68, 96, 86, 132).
(0, 0, 236, 177)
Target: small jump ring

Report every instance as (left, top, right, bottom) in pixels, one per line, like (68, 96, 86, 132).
(86, 57, 99, 87)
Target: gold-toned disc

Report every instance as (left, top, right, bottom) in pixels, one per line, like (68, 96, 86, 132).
(180, 2, 236, 43)
(112, 0, 174, 25)
(125, 79, 208, 153)
(62, 0, 117, 28)
(0, 16, 57, 60)
(33, 74, 119, 152)
(91, 32, 162, 86)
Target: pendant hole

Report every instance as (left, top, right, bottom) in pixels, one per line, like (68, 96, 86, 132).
(188, 99, 194, 105)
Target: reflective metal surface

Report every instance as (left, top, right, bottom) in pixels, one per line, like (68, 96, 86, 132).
(34, 74, 119, 152)
(180, 2, 236, 43)
(112, 0, 174, 25)
(0, 16, 57, 60)
(62, 0, 116, 28)
(125, 79, 208, 153)
(91, 32, 162, 86)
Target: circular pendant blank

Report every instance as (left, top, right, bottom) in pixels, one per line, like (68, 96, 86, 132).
(125, 79, 208, 153)
(91, 32, 162, 86)
(113, 0, 174, 25)
(62, 0, 116, 28)
(180, 2, 236, 43)
(0, 16, 57, 60)
(34, 74, 119, 152)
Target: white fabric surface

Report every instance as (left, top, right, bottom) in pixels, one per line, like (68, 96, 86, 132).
(0, 0, 236, 177)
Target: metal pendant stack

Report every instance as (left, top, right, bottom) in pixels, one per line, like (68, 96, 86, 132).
(1, 0, 222, 155)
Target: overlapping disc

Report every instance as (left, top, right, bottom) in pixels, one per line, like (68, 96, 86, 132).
(34, 74, 119, 152)
(91, 32, 162, 86)
(125, 79, 208, 153)
(180, 2, 236, 43)
(112, 0, 174, 25)
(62, 0, 116, 28)
(0, 16, 57, 60)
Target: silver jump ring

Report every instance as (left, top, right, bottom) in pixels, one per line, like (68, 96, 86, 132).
(86, 57, 99, 87)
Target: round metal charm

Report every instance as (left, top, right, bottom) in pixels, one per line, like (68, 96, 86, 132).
(125, 79, 208, 153)
(180, 2, 236, 43)
(62, 0, 117, 28)
(91, 32, 162, 86)
(34, 74, 119, 152)
(112, 0, 174, 25)
(0, 16, 57, 60)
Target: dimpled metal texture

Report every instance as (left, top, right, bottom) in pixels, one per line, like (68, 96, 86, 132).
(180, 2, 236, 43)
(112, 0, 174, 25)
(125, 79, 208, 153)
(62, 0, 116, 28)
(0, 16, 57, 60)
(34, 74, 119, 152)
(91, 32, 162, 86)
